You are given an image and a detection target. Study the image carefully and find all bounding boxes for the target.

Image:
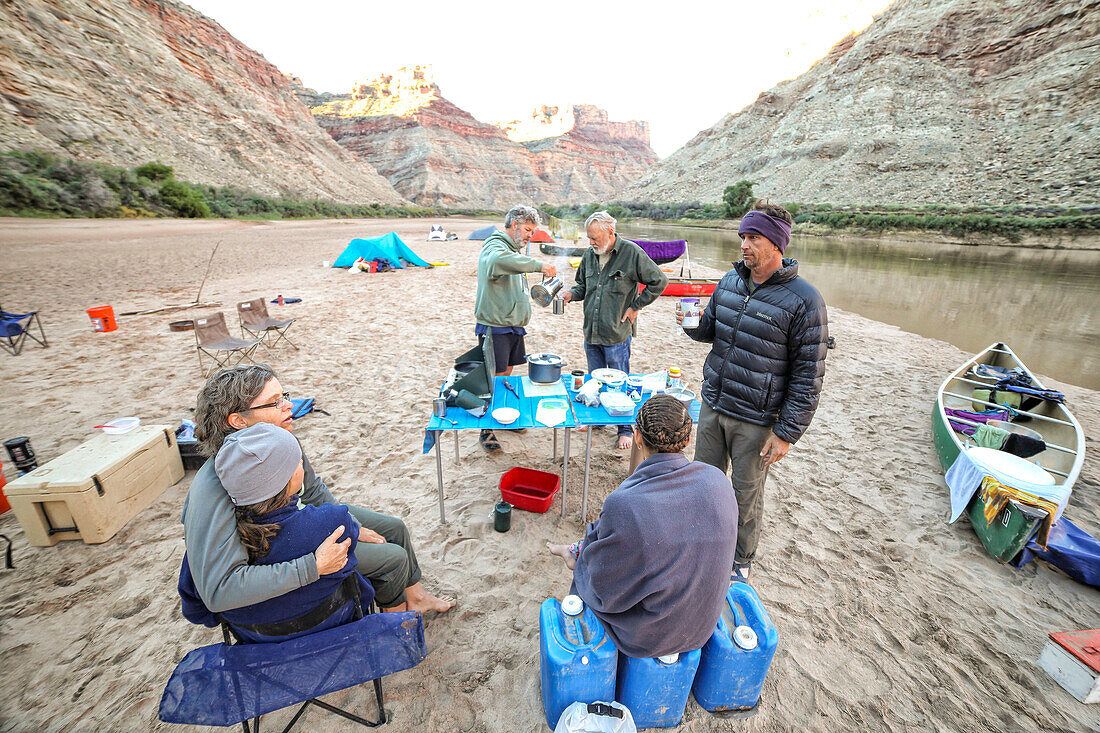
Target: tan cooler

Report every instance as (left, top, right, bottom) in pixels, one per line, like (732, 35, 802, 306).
(4, 426, 185, 546)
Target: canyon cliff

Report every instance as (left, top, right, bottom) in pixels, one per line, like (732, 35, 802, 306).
(303, 67, 658, 209)
(623, 0, 1099, 207)
(0, 0, 405, 205)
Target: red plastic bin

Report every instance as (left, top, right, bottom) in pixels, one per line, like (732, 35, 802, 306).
(500, 467, 560, 513)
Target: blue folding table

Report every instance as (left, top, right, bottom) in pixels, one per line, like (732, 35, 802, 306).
(424, 376, 576, 523)
(567, 375, 701, 520)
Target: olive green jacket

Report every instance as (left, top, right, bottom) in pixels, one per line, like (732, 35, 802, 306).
(474, 230, 544, 328)
(568, 236, 668, 345)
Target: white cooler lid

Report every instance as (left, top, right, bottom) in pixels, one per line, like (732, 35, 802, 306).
(966, 447, 1055, 486)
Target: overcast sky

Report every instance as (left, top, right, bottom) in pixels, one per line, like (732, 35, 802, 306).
(186, 0, 894, 158)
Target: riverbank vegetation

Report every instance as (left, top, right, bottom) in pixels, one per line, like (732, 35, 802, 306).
(542, 181, 1100, 240)
(0, 151, 492, 220)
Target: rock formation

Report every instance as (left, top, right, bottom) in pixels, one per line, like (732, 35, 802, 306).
(304, 68, 658, 209)
(0, 0, 405, 205)
(623, 0, 1100, 207)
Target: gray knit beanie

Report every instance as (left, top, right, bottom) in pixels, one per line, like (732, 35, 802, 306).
(215, 422, 302, 506)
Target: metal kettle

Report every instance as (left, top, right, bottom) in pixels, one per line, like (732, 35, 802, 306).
(531, 276, 564, 307)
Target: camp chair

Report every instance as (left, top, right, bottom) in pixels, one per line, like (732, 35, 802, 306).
(193, 312, 262, 375)
(237, 298, 298, 354)
(0, 303, 47, 356)
(159, 575, 427, 731)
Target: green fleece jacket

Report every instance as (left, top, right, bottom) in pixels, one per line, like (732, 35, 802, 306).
(474, 230, 544, 328)
(568, 236, 668, 346)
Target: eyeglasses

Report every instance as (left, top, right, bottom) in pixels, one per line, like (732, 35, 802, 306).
(240, 392, 292, 412)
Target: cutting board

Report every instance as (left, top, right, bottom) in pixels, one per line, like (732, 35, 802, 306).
(521, 376, 567, 397)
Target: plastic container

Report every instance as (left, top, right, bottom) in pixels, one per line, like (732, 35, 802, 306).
(540, 595, 618, 729)
(691, 582, 779, 713)
(0, 470, 10, 515)
(86, 305, 117, 332)
(680, 298, 701, 328)
(500, 467, 560, 513)
(616, 650, 702, 728)
(99, 417, 141, 435)
(599, 391, 636, 417)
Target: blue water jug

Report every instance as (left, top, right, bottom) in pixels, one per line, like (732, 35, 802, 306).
(691, 582, 778, 712)
(616, 649, 701, 728)
(539, 595, 618, 729)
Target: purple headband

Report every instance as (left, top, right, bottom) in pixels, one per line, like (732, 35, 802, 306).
(738, 211, 791, 254)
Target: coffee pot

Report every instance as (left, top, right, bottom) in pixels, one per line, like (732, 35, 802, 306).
(531, 276, 564, 307)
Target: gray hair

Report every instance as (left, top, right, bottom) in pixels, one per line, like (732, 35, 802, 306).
(585, 210, 617, 232)
(504, 205, 541, 229)
(194, 364, 278, 457)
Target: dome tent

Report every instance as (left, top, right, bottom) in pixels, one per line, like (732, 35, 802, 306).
(333, 232, 431, 269)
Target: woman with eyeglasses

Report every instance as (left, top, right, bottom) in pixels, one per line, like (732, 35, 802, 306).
(181, 364, 455, 617)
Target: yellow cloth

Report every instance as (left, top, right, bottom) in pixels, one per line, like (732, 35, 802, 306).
(979, 476, 1058, 549)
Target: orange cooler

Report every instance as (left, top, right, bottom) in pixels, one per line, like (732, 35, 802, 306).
(86, 305, 117, 332)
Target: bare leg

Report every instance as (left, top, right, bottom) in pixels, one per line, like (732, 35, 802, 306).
(546, 542, 577, 570)
(405, 582, 456, 613)
(617, 433, 633, 450)
(382, 601, 408, 613)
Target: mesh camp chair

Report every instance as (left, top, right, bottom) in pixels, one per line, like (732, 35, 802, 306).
(194, 312, 262, 375)
(237, 298, 298, 353)
(0, 303, 47, 356)
(160, 575, 427, 732)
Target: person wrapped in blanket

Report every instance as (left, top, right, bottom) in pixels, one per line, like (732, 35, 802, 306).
(546, 395, 739, 658)
(178, 423, 371, 641)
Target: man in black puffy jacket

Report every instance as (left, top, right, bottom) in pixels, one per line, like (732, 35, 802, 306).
(679, 202, 828, 581)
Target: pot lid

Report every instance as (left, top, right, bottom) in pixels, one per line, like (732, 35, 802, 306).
(527, 353, 563, 366)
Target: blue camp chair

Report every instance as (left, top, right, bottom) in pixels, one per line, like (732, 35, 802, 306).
(159, 575, 427, 731)
(0, 303, 47, 356)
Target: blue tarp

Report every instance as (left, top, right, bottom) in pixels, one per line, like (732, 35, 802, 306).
(333, 232, 431, 269)
(1012, 517, 1100, 588)
(468, 225, 498, 240)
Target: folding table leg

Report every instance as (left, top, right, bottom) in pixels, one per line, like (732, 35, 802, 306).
(553, 429, 558, 462)
(560, 428, 570, 519)
(435, 430, 446, 523)
(454, 430, 459, 466)
(582, 428, 593, 520)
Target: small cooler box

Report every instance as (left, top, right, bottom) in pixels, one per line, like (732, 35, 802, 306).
(3, 426, 184, 546)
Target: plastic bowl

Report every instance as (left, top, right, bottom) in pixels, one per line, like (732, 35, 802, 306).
(666, 388, 695, 404)
(102, 417, 141, 434)
(492, 407, 520, 425)
(987, 419, 1042, 442)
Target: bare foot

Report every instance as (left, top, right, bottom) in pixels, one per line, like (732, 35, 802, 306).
(546, 541, 577, 570)
(573, 425, 589, 433)
(405, 582, 456, 614)
(617, 434, 633, 450)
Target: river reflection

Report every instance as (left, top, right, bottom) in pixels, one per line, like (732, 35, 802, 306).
(619, 223, 1100, 390)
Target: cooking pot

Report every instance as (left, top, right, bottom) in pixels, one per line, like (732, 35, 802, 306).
(531, 276, 564, 307)
(527, 352, 567, 384)
(454, 360, 481, 374)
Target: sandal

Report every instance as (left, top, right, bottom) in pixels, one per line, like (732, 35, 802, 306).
(731, 561, 752, 583)
(479, 429, 501, 452)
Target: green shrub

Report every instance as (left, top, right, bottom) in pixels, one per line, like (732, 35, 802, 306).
(135, 162, 174, 182)
(722, 180, 755, 218)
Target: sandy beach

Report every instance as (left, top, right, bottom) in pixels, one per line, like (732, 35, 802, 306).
(0, 217, 1097, 732)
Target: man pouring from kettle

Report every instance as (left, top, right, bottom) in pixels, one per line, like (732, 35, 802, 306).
(561, 211, 668, 450)
(474, 204, 557, 452)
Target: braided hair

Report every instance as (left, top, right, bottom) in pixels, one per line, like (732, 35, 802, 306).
(636, 395, 693, 453)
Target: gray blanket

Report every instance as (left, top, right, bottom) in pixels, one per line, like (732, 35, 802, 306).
(572, 453, 738, 658)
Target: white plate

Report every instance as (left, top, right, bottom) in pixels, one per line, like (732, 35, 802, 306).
(591, 368, 627, 385)
(102, 417, 141, 434)
(492, 407, 520, 425)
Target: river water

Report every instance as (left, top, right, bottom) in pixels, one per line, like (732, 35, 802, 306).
(618, 223, 1100, 390)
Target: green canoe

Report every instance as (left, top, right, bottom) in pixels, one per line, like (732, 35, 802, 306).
(932, 343, 1084, 562)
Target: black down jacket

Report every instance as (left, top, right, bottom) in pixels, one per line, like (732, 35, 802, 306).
(685, 259, 827, 443)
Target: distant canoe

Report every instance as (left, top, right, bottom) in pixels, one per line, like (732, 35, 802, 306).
(932, 342, 1084, 562)
(540, 242, 587, 257)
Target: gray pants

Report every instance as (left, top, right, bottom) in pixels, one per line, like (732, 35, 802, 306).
(693, 402, 772, 564)
(346, 506, 422, 608)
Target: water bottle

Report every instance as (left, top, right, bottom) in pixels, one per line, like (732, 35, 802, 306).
(539, 595, 618, 729)
(616, 650, 702, 728)
(691, 582, 778, 712)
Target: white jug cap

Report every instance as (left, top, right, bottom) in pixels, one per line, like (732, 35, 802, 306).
(734, 625, 758, 650)
(561, 595, 584, 616)
(657, 653, 679, 664)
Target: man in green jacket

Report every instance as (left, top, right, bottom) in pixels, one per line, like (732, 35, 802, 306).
(474, 204, 556, 451)
(562, 210, 668, 449)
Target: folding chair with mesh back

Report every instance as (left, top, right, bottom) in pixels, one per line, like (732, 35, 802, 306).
(159, 574, 427, 732)
(0, 303, 48, 356)
(193, 312, 262, 375)
(237, 298, 298, 354)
